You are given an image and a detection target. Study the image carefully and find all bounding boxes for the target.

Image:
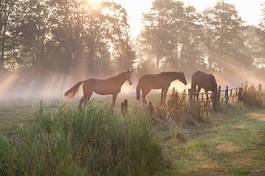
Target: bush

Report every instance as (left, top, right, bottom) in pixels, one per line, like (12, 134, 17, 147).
(0, 105, 169, 176)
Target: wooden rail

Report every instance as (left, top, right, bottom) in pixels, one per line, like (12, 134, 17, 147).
(188, 83, 263, 116)
(188, 82, 264, 117)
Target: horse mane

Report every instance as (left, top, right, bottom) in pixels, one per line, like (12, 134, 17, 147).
(191, 71, 217, 93)
(209, 74, 217, 83)
(106, 70, 128, 80)
(160, 71, 182, 75)
(209, 74, 217, 90)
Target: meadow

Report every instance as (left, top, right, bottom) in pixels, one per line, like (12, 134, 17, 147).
(0, 96, 265, 176)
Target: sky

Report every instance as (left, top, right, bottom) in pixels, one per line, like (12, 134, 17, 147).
(96, 0, 264, 37)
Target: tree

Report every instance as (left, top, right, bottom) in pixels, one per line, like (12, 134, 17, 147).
(202, 1, 250, 70)
(0, 0, 134, 76)
(0, 0, 17, 72)
(257, 2, 265, 68)
(14, 0, 51, 68)
(141, 0, 204, 73)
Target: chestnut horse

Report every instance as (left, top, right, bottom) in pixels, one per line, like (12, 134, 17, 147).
(65, 70, 133, 108)
(191, 71, 217, 100)
(136, 72, 187, 105)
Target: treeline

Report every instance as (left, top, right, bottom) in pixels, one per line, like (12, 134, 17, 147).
(1, 0, 265, 78)
(137, 0, 265, 78)
(0, 0, 135, 77)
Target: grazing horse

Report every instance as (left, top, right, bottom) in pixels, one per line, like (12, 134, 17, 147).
(191, 71, 217, 100)
(64, 70, 133, 108)
(136, 72, 187, 105)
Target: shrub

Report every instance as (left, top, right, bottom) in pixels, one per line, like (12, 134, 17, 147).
(167, 89, 188, 122)
(0, 105, 169, 176)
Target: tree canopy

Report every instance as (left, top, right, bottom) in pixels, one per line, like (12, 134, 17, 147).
(1, 0, 265, 79)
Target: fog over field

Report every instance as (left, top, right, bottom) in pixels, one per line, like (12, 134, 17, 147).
(1, 0, 265, 101)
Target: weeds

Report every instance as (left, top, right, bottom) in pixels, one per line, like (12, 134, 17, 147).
(0, 105, 169, 176)
(241, 86, 265, 108)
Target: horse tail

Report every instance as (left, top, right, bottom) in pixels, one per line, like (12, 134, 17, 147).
(64, 81, 85, 99)
(136, 82, 141, 100)
(191, 76, 196, 92)
(209, 74, 217, 92)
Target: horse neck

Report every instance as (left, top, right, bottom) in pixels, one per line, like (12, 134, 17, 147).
(113, 73, 127, 86)
(169, 74, 181, 82)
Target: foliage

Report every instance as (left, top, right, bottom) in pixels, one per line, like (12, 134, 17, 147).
(0, 0, 135, 75)
(2, 0, 265, 90)
(202, 1, 250, 71)
(140, 0, 204, 72)
(166, 89, 187, 122)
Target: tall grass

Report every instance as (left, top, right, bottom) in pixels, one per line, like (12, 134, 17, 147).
(0, 105, 169, 176)
(241, 86, 265, 108)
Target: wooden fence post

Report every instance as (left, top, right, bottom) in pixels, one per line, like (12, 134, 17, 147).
(259, 84, 262, 92)
(245, 81, 248, 91)
(121, 99, 128, 117)
(238, 88, 243, 102)
(196, 92, 199, 101)
(225, 86, 229, 104)
(217, 85, 221, 105)
(188, 89, 193, 102)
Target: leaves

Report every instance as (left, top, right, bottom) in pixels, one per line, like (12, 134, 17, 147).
(140, 0, 204, 72)
(0, 0, 134, 74)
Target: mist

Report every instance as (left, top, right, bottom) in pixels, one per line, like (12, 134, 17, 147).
(1, 0, 265, 102)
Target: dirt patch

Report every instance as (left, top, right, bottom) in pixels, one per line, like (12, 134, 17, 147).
(232, 124, 247, 129)
(216, 142, 241, 154)
(247, 112, 265, 122)
(198, 159, 221, 170)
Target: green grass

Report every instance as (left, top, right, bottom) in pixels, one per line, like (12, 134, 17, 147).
(0, 104, 169, 176)
(167, 105, 265, 175)
(0, 100, 265, 176)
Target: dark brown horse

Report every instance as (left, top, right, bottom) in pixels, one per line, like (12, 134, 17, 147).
(136, 72, 187, 105)
(65, 70, 133, 108)
(191, 71, 217, 99)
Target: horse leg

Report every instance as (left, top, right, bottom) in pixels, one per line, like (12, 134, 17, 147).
(142, 94, 146, 106)
(197, 87, 201, 100)
(84, 92, 93, 106)
(112, 93, 118, 110)
(163, 87, 169, 105)
(161, 89, 164, 105)
(79, 96, 85, 109)
(142, 89, 151, 106)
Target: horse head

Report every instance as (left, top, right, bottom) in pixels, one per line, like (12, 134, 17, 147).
(179, 72, 187, 85)
(126, 69, 133, 85)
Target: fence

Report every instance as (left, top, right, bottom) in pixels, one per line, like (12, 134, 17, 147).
(119, 82, 264, 117)
(188, 83, 263, 116)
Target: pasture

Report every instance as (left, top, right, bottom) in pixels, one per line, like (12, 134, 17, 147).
(0, 97, 265, 176)
(1, 0, 265, 175)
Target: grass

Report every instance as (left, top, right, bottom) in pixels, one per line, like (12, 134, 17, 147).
(0, 103, 169, 176)
(0, 99, 265, 175)
(167, 104, 265, 175)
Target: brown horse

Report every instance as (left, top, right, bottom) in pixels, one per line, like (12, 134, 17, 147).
(191, 71, 217, 99)
(136, 72, 187, 105)
(65, 70, 133, 108)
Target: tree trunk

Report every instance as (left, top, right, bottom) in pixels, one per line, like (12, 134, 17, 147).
(156, 55, 159, 70)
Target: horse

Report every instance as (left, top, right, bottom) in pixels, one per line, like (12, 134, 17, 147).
(136, 72, 187, 105)
(191, 71, 217, 101)
(64, 70, 133, 108)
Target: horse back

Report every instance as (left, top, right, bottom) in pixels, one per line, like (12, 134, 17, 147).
(138, 74, 171, 89)
(83, 78, 119, 94)
(192, 71, 217, 91)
